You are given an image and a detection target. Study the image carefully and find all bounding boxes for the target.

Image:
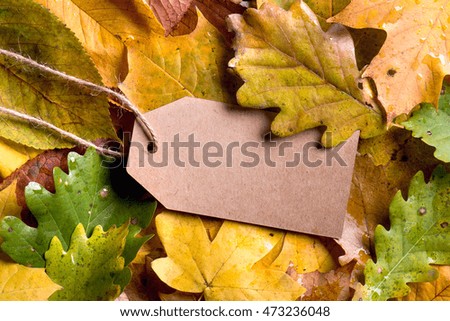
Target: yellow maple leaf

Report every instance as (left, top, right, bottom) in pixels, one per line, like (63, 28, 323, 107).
(254, 233, 336, 274)
(328, 0, 450, 122)
(151, 211, 305, 300)
(0, 253, 61, 300)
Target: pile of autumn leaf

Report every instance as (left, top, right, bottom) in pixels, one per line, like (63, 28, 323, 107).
(0, 0, 449, 301)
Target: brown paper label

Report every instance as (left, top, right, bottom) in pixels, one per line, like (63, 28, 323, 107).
(127, 97, 359, 238)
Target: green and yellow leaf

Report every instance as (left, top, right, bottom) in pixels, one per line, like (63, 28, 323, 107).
(359, 166, 450, 301)
(45, 223, 128, 301)
(229, 1, 385, 147)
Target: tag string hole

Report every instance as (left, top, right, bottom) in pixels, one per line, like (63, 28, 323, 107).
(147, 142, 158, 153)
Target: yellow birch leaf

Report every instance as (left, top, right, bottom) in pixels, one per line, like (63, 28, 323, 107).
(120, 10, 235, 111)
(48, 0, 235, 111)
(402, 266, 450, 301)
(151, 211, 304, 300)
(0, 181, 22, 221)
(0, 0, 117, 149)
(328, 0, 450, 123)
(0, 253, 61, 300)
(35, 0, 128, 87)
(0, 138, 41, 179)
(70, 0, 165, 38)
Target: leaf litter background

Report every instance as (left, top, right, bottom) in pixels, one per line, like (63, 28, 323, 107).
(0, 0, 449, 301)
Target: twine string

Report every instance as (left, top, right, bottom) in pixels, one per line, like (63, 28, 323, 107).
(0, 48, 156, 156)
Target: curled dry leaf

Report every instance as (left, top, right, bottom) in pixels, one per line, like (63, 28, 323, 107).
(329, 0, 450, 122)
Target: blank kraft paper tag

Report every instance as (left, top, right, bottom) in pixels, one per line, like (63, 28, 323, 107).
(127, 97, 359, 238)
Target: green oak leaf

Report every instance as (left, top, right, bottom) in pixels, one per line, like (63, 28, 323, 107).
(46, 223, 128, 301)
(0, 0, 117, 149)
(360, 166, 450, 300)
(0, 147, 156, 267)
(228, 1, 385, 147)
(403, 82, 450, 163)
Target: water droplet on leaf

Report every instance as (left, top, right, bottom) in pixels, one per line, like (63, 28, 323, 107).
(99, 187, 109, 198)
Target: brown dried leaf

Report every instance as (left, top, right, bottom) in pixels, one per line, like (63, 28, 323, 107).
(149, 0, 194, 35)
(149, 0, 245, 41)
(299, 262, 356, 301)
(336, 214, 371, 266)
(194, 0, 245, 41)
(13, 149, 77, 210)
(0, 148, 83, 226)
(170, 6, 199, 36)
(349, 28, 387, 70)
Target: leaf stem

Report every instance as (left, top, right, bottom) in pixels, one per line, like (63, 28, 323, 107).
(0, 105, 122, 158)
(0, 48, 157, 147)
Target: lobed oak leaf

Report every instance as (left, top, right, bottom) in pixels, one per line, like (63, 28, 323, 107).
(228, 1, 385, 147)
(45, 223, 129, 301)
(151, 211, 304, 300)
(401, 266, 450, 301)
(0, 147, 155, 267)
(328, 0, 450, 123)
(342, 128, 446, 267)
(360, 166, 450, 300)
(403, 81, 450, 163)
